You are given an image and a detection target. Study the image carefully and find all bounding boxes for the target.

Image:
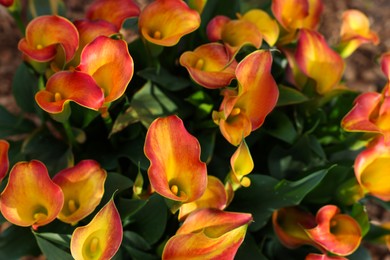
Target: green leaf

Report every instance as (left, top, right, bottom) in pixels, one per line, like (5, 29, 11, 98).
(263, 110, 297, 144)
(35, 234, 73, 260)
(12, 63, 39, 113)
(103, 172, 134, 203)
(119, 138, 150, 171)
(127, 81, 178, 128)
(118, 198, 148, 222)
(127, 194, 168, 245)
(229, 168, 329, 231)
(33, 232, 71, 249)
(122, 231, 160, 259)
(0, 105, 35, 138)
(28, 0, 66, 17)
(276, 85, 309, 106)
(0, 225, 40, 259)
(351, 203, 370, 237)
(138, 67, 191, 91)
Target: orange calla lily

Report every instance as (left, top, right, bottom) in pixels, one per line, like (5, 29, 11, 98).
(272, 206, 317, 249)
(305, 205, 362, 256)
(77, 35, 134, 104)
(213, 50, 279, 145)
(35, 71, 104, 117)
(354, 136, 390, 201)
(144, 115, 207, 204)
(86, 0, 140, 30)
(207, 15, 262, 58)
(53, 160, 107, 224)
(163, 208, 252, 259)
(138, 0, 200, 46)
(229, 139, 254, 189)
(70, 19, 118, 67)
(0, 160, 64, 230)
(0, 140, 9, 182)
(70, 200, 122, 260)
(338, 9, 379, 58)
(178, 175, 227, 221)
(306, 253, 347, 260)
(18, 15, 79, 63)
(295, 29, 345, 94)
(241, 9, 280, 47)
(179, 43, 237, 89)
(342, 53, 390, 140)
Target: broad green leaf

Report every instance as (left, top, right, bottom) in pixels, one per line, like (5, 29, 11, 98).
(138, 67, 191, 91)
(348, 246, 371, 260)
(0, 225, 40, 259)
(118, 198, 148, 222)
(12, 63, 39, 113)
(127, 194, 168, 245)
(198, 130, 216, 164)
(235, 234, 268, 260)
(123, 231, 152, 251)
(125, 81, 177, 128)
(263, 110, 297, 144)
(33, 232, 71, 249)
(28, 0, 66, 17)
(118, 138, 150, 171)
(276, 85, 309, 106)
(35, 235, 73, 260)
(351, 203, 370, 237)
(229, 168, 329, 231)
(0, 105, 35, 138)
(102, 172, 134, 204)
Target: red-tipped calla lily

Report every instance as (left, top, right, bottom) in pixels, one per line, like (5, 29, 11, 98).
(70, 19, 118, 67)
(295, 29, 345, 94)
(35, 71, 105, 116)
(207, 15, 263, 58)
(85, 0, 140, 30)
(178, 175, 227, 221)
(213, 50, 279, 145)
(354, 137, 390, 201)
(306, 253, 347, 260)
(272, 206, 317, 248)
(70, 200, 122, 260)
(342, 53, 390, 140)
(18, 15, 79, 64)
(229, 139, 254, 189)
(77, 36, 134, 104)
(53, 160, 107, 224)
(305, 205, 362, 256)
(138, 0, 200, 46)
(144, 115, 207, 203)
(0, 160, 64, 230)
(338, 9, 379, 58)
(0, 0, 13, 7)
(179, 43, 237, 89)
(163, 208, 252, 259)
(241, 9, 280, 47)
(0, 140, 9, 182)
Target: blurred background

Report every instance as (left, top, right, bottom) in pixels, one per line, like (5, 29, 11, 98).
(0, 0, 389, 258)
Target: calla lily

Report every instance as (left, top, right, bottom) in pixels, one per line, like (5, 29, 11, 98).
(77, 35, 134, 105)
(138, 0, 200, 46)
(179, 43, 237, 89)
(342, 53, 390, 140)
(86, 0, 140, 30)
(53, 160, 107, 224)
(306, 253, 347, 260)
(0, 140, 9, 182)
(241, 9, 280, 47)
(229, 139, 254, 189)
(144, 115, 207, 204)
(18, 15, 79, 64)
(163, 208, 252, 259)
(35, 71, 105, 116)
(272, 206, 317, 248)
(354, 136, 390, 201)
(295, 29, 345, 94)
(70, 200, 122, 260)
(305, 205, 362, 256)
(213, 50, 279, 145)
(207, 15, 262, 58)
(0, 0, 13, 7)
(178, 175, 227, 221)
(338, 9, 379, 58)
(69, 19, 118, 67)
(0, 160, 64, 230)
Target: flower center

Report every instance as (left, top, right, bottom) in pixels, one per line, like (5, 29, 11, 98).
(36, 44, 43, 50)
(195, 58, 205, 70)
(89, 237, 99, 255)
(240, 176, 251, 187)
(152, 30, 162, 40)
(230, 108, 241, 116)
(54, 92, 62, 102)
(67, 199, 79, 214)
(32, 205, 48, 222)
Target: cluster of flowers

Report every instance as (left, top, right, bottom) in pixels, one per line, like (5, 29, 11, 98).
(0, 0, 387, 259)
